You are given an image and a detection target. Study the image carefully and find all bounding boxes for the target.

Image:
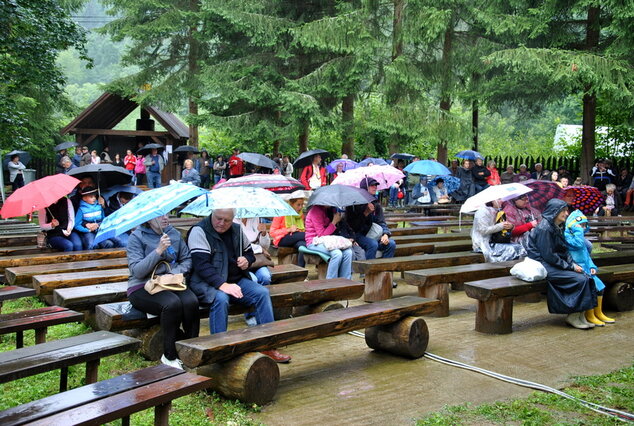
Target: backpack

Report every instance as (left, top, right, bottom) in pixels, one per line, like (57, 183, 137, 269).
(490, 210, 512, 244)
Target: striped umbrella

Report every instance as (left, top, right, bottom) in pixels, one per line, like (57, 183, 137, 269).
(564, 186, 605, 215)
(522, 180, 565, 211)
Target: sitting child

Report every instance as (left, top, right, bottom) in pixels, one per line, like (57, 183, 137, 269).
(74, 186, 123, 250)
(564, 209, 615, 326)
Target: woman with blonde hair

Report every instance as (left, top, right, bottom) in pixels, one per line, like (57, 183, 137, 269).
(180, 159, 201, 186)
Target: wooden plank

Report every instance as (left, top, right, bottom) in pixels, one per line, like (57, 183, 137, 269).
(431, 240, 474, 253)
(177, 296, 439, 367)
(390, 240, 472, 257)
(54, 282, 128, 311)
(0, 308, 83, 335)
(33, 269, 130, 296)
(391, 232, 471, 244)
(0, 249, 126, 273)
(6, 258, 129, 285)
(269, 264, 308, 283)
(404, 261, 518, 287)
(0, 246, 55, 257)
(28, 373, 212, 426)
(464, 277, 547, 301)
(389, 227, 438, 237)
(0, 331, 140, 384)
(0, 365, 183, 426)
(96, 278, 365, 331)
(353, 252, 484, 274)
(593, 250, 634, 266)
(0, 235, 37, 247)
(0, 286, 36, 302)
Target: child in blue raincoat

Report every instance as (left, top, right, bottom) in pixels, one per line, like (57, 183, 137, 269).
(564, 209, 615, 326)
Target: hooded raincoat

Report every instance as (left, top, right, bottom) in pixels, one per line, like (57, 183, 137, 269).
(527, 199, 597, 314)
(471, 205, 526, 262)
(564, 210, 605, 292)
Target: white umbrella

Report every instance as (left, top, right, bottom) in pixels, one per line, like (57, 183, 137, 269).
(460, 183, 532, 214)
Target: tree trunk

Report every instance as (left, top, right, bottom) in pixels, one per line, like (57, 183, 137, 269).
(273, 140, 281, 157)
(436, 23, 453, 165)
(341, 94, 355, 157)
(387, 0, 405, 155)
(298, 119, 310, 153)
(188, 99, 199, 148)
(187, 1, 201, 148)
(472, 99, 479, 151)
(580, 6, 600, 184)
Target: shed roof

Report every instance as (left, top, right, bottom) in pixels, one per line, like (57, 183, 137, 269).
(60, 92, 189, 140)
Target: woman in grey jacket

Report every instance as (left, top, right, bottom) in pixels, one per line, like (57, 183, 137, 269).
(127, 215, 199, 369)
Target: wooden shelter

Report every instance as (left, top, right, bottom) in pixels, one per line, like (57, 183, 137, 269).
(60, 92, 190, 182)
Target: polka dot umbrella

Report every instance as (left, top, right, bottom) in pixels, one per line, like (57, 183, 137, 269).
(563, 186, 605, 215)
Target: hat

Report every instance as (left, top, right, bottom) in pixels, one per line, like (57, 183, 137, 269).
(80, 186, 98, 196)
(281, 190, 307, 201)
(359, 177, 379, 189)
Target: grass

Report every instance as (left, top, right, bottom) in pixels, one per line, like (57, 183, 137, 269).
(0, 297, 261, 425)
(417, 363, 634, 426)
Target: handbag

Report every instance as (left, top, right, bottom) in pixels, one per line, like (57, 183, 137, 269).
(490, 211, 512, 244)
(144, 261, 186, 295)
(366, 223, 384, 241)
(250, 250, 275, 270)
(312, 235, 353, 251)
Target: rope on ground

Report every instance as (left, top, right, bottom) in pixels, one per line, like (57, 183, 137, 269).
(346, 330, 633, 422)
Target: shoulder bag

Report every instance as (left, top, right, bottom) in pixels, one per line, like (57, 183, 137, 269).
(144, 261, 186, 295)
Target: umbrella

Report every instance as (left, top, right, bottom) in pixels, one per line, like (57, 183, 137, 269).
(293, 149, 330, 169)
(331, 165, 405, 190)
(460, 183, 532, 214)
(306, 185, 374, 210)
(523, 180, 565, 211)
(326, 159, 358, 174)
(100, 185, 143, 201)
(429, 175, 460, 194)
(137, 143, 165, 155)
(404, 160, 451, 176)
(238, 153, 279, 170)
(54, 141, 77, 152)
(94, 183, 207, 245)
(0, 174, 80, 218)
(390, 153, 415, 161)
(214, 173, 303, 193)
(358, 157, 388, 167)
(3, 150, 31, 168)
(173, 145, 200, 154)
(456, 150, 484, 160)
(181, 187, 298, 218)
(563, 186, 604, 215)
(68, 164, 133, 188)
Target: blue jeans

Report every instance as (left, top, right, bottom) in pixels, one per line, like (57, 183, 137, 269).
(475, 183, 489, 194)
(200, 174, 210, 188)
(253, 266, 272, 286)
(354, 233, 396, 259)
(48, 234, 82, 252)
(147, 171, 162, 188)
(208, 277, 274, 333)
(307, 244, 353, 279)
(78, 231, 122, 250)
(389, 186, 400, 206)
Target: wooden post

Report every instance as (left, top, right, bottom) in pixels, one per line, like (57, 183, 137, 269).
(417, 283, 449, 317)
(60, 366, 69, 392)
(365, 316, 429, 358)
(364, 271, 393, 302)
(85, 359, 100, 384)
(316, 263, 328, 280)
(35, 327, 47, 344)
(140, 325, 164, 361)
(196, 352, 280, 405)
(475, 297, 514, 334)
(16, 331, 23, 349)
(154, 402, 171, 426)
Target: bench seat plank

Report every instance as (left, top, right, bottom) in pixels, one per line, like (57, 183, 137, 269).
(404, 261, 518, 287)
(0, 249, 126, 273)
(353, 251, 484, 274)
(0, 365, 183, 426)
(0, 331, 140, 384)
(54, 282, 129, 311)
(0, 307, 83, 334)
(464, 277, 547, 302)
(0, 235, 37, 248)
(27, 372, 212, 426)
(0, 246, 55, 257)
(177, 295, 439, 367)
(33, 269, 130, 295)
(392, 232, 471, 244)
(6, 258, 129, 285)
(389, 227, 438, 237)
(0, 285, 36, 302)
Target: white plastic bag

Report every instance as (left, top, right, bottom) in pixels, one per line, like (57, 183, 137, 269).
(510, 258, 547, 282)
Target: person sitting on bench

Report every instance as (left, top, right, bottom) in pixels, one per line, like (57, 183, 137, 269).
(526, 199, 598, 330)
(73, 187, 124, 250)
(503, 194, 541, 246)
(472, 200, 525, 262)
(305, 204, 353, 279)
(38, 195, 82, 252)
(188, 208, 291, 363)
(127, 214, 200, 369)
(270, 190, 308, 267)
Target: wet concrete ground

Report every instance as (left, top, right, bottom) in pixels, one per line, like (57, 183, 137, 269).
(249, 272, 634, 425)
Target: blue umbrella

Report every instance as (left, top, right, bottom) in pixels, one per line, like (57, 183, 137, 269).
(182, 186, 298, 219)
(404, 160, 451, 176)
(390, 153, 415, 161)
(456, 150, 484, 160)
(358, 157, 388, 167)
(101, 185, 143, 201)
(326, 159, 358, 174)
(3, 150, 31, 168)
(429, 175, 460, 194)
(94, 183, 206, 245)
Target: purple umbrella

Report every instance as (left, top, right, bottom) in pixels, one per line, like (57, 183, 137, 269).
(326, 159, 358, 174)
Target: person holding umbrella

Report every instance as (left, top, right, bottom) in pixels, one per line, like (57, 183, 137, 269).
(55, 149, 68, 174)
(503, 194, 541, 245)
(7, 154, 26, 192)
(144, 148, 165, 188)
(38, 196, 82, 252)
(228, 148, 244, 179)
(305, 204, 353, 279)
(300, 154, 327, 190)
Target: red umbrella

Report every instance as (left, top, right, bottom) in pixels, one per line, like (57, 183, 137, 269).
(213, 173, 303, 193)
(522, 180, 565, 211)
(0, 174, 80, 219)
(563, 186, 604, 215)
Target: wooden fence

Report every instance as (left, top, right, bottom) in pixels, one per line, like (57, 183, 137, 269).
(483, 156, 634, 179)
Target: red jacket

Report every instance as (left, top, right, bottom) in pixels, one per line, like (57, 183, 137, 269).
(300, 165, 327, 190)
(228, 155, 244, 176)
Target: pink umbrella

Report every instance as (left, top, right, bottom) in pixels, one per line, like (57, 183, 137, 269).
(331, 165, 405, 190)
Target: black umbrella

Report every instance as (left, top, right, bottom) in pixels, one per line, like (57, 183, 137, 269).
(238, 153, 279, 170)
(68, 164, 133, 188)
(390, 153, 415, 161)
(3, 150, 31, 168)
(137, 143, 165, 156)
(293, 149, 330, 169)
(54, 141, 78, 152)
(307, 184, 374, 209)
(173, 145, 200, 154)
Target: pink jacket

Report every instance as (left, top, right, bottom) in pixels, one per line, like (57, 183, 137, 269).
(304, 205, 336, 245)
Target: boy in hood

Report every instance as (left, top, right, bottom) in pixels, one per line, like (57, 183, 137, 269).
(74, 187, 124, 250)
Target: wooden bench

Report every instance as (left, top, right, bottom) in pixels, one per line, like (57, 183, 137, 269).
(0, 245, 55, 257)
(0, 234, 38, 247)
(601, 242, 634, 251)
(0, 285, 36, 313)
(392, 231, 472, 244)
(0, 364, 212, 426)
(0, 306, 83, 348)
(0, 248, 126, 273)
(97, 278, 364, 360)
(177, 295, 439, 404)
(389, 226, 438, 236)
(353, 251, 485, 302)
(0, 331, 140, 391)
(464, 263, 634, 334)
(6, 258, 130, 285)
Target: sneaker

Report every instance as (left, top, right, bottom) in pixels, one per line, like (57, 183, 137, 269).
(161, 355, 184, 370)
(245, 316, 258, 327)
(392, 282, 398, 289)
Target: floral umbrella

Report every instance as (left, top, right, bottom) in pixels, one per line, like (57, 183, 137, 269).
(331, 165, 405, 190)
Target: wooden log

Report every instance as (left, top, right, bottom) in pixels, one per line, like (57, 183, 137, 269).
(365, 316, 429, 358)
(363, 271, 393, 302)
(317, 263, 328, 280)
(475, 297, 514, 334)
(417, 283, 449, 317)
(33, 269, 129, 296)
(195, 352, 280, 405)
(0, 249, 126, 273)
(140, 325, 164, 361)
(310, 300, 345, 313)
(6, 258, 129, 285)
(604, 282, 634, 312)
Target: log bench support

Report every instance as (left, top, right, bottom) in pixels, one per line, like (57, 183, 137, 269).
(417, 283, 450, 317)
(364, 271, 393, 302)
(365, 316, 429, 358)
(475, 297, 514, 334)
